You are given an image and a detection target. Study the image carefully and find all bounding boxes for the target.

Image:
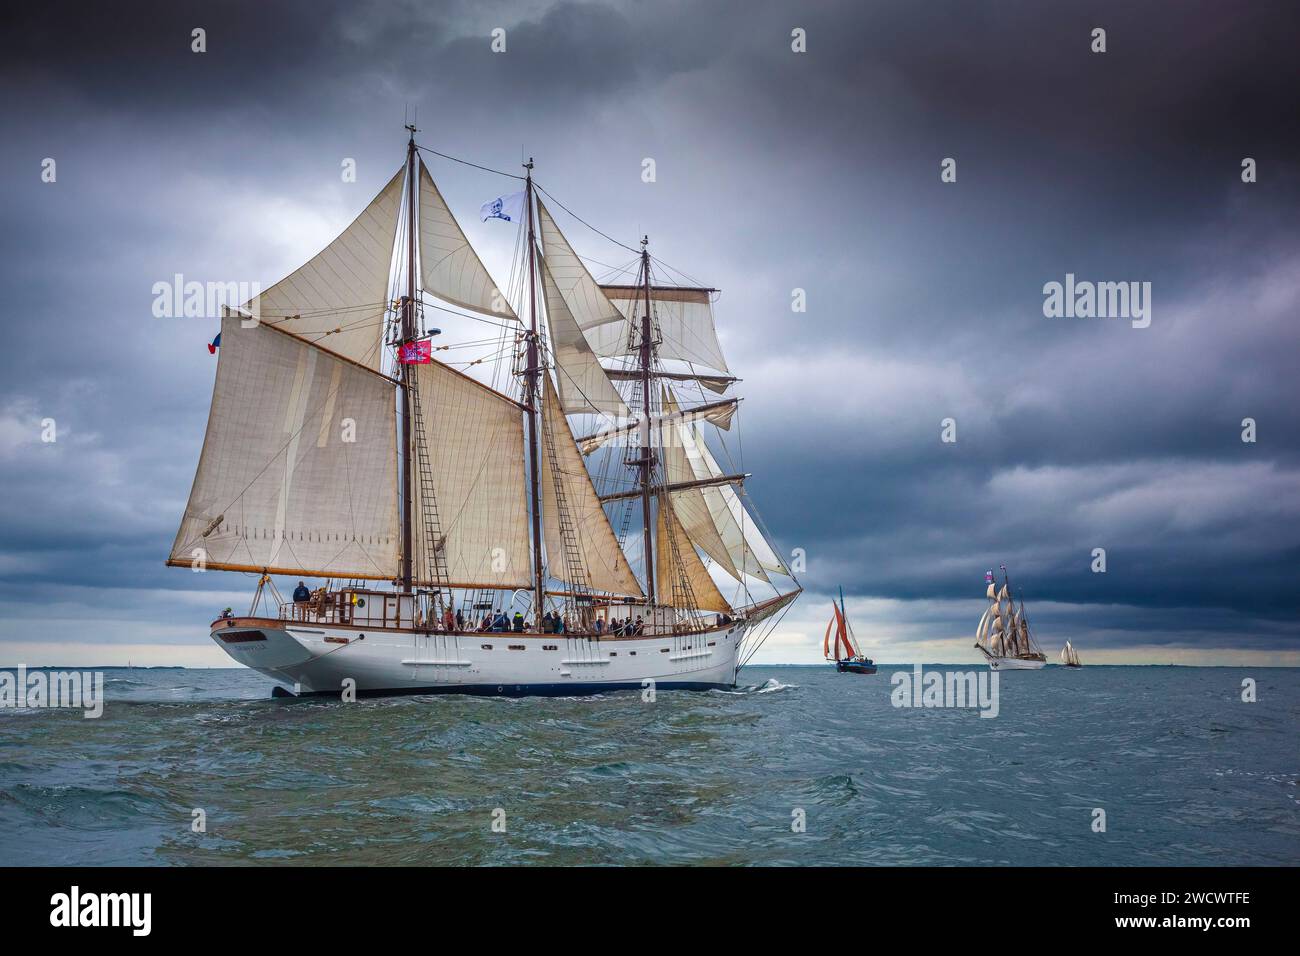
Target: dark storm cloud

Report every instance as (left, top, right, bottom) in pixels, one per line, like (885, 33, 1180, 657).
(1, 0, 1298, 657)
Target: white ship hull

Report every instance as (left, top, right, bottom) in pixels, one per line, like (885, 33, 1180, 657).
(986, 655, 1047, 671)
(211, 616, 749, 696)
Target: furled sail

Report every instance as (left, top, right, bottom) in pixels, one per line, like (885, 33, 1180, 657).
(606, 368, 735, 394)
(598, 286, 730, 373)
(655, 502, 731, 613)
(409, 360, 532, 589)
(243, 168, 405, 370)
(168, 315, 399, 579)
(418, 162, 518, 321)
(576, 398, 738, 455)
(539, 376, 644, 597)
(539, 255, 627, 416)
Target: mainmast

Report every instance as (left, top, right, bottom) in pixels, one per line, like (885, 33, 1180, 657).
(523, 161, 545, 625)
(637, 237, 656, 605)
(400, 125, 417, 593)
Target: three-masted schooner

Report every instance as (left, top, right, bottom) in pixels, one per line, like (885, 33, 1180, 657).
(973, 566, 1046, 670)
(1060, 640, 1082, 668)
(168, 129, 799, 696)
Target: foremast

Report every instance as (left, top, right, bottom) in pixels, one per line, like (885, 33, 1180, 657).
(399, 125, 417, 594)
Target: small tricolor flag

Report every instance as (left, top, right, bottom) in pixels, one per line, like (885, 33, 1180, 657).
(207, 332, 221, 354)
(399, 340, 432, 364)
(985, 570, 994, 583)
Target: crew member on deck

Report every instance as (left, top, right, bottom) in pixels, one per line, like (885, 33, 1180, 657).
(292, 581, 311, 603)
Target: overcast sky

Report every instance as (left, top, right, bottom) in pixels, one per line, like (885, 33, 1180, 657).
(2, 0, 1298, 666)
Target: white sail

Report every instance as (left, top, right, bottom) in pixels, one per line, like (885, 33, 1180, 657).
(245, 168, 405, 370)
(675, 408, 786, 581)
(535, 198, 626, 337)
(539, 255, 627, 416)
(169, 316, 399, 579)
(539, 376, 644, 597)
(535, 200, 730, 373)
(598, 285, 729, 372)
(653, 393, 779, 582)
(409, 361, 532, 589)
(418, 163, 518, 320)
(655, 502, 732, 613)
(660, 393, 742, 580)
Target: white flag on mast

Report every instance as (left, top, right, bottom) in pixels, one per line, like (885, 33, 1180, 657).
(480, 191, 525, 223)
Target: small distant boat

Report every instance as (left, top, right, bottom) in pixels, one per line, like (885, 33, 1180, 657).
(825, 588, 876, 674)
(974, 565, 1047, 670)
(1060, 640, 1082, 668)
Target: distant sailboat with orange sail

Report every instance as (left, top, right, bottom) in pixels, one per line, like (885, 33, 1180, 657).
(825, 588, 876, 674)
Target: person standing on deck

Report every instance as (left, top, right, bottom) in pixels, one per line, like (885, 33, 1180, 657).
(292, 581, 310, 603)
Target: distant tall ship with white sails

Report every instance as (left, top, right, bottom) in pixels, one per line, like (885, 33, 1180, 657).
(974, 566, 1046, 670)
(1060, 640, 1082, 668)
(167, 128, 800, 696)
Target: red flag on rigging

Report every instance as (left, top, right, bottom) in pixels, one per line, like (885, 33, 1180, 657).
(398, 340, 432, 364)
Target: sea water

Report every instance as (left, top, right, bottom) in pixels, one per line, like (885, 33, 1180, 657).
(0, 665, 1295, 866)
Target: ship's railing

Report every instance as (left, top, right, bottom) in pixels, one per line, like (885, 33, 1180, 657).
(275, 589, 736, 636)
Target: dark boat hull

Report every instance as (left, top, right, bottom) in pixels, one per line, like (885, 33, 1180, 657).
(836, 660, 877, 675)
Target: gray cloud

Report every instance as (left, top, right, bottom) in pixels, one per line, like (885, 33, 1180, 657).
(1, 0, 1298, 659)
